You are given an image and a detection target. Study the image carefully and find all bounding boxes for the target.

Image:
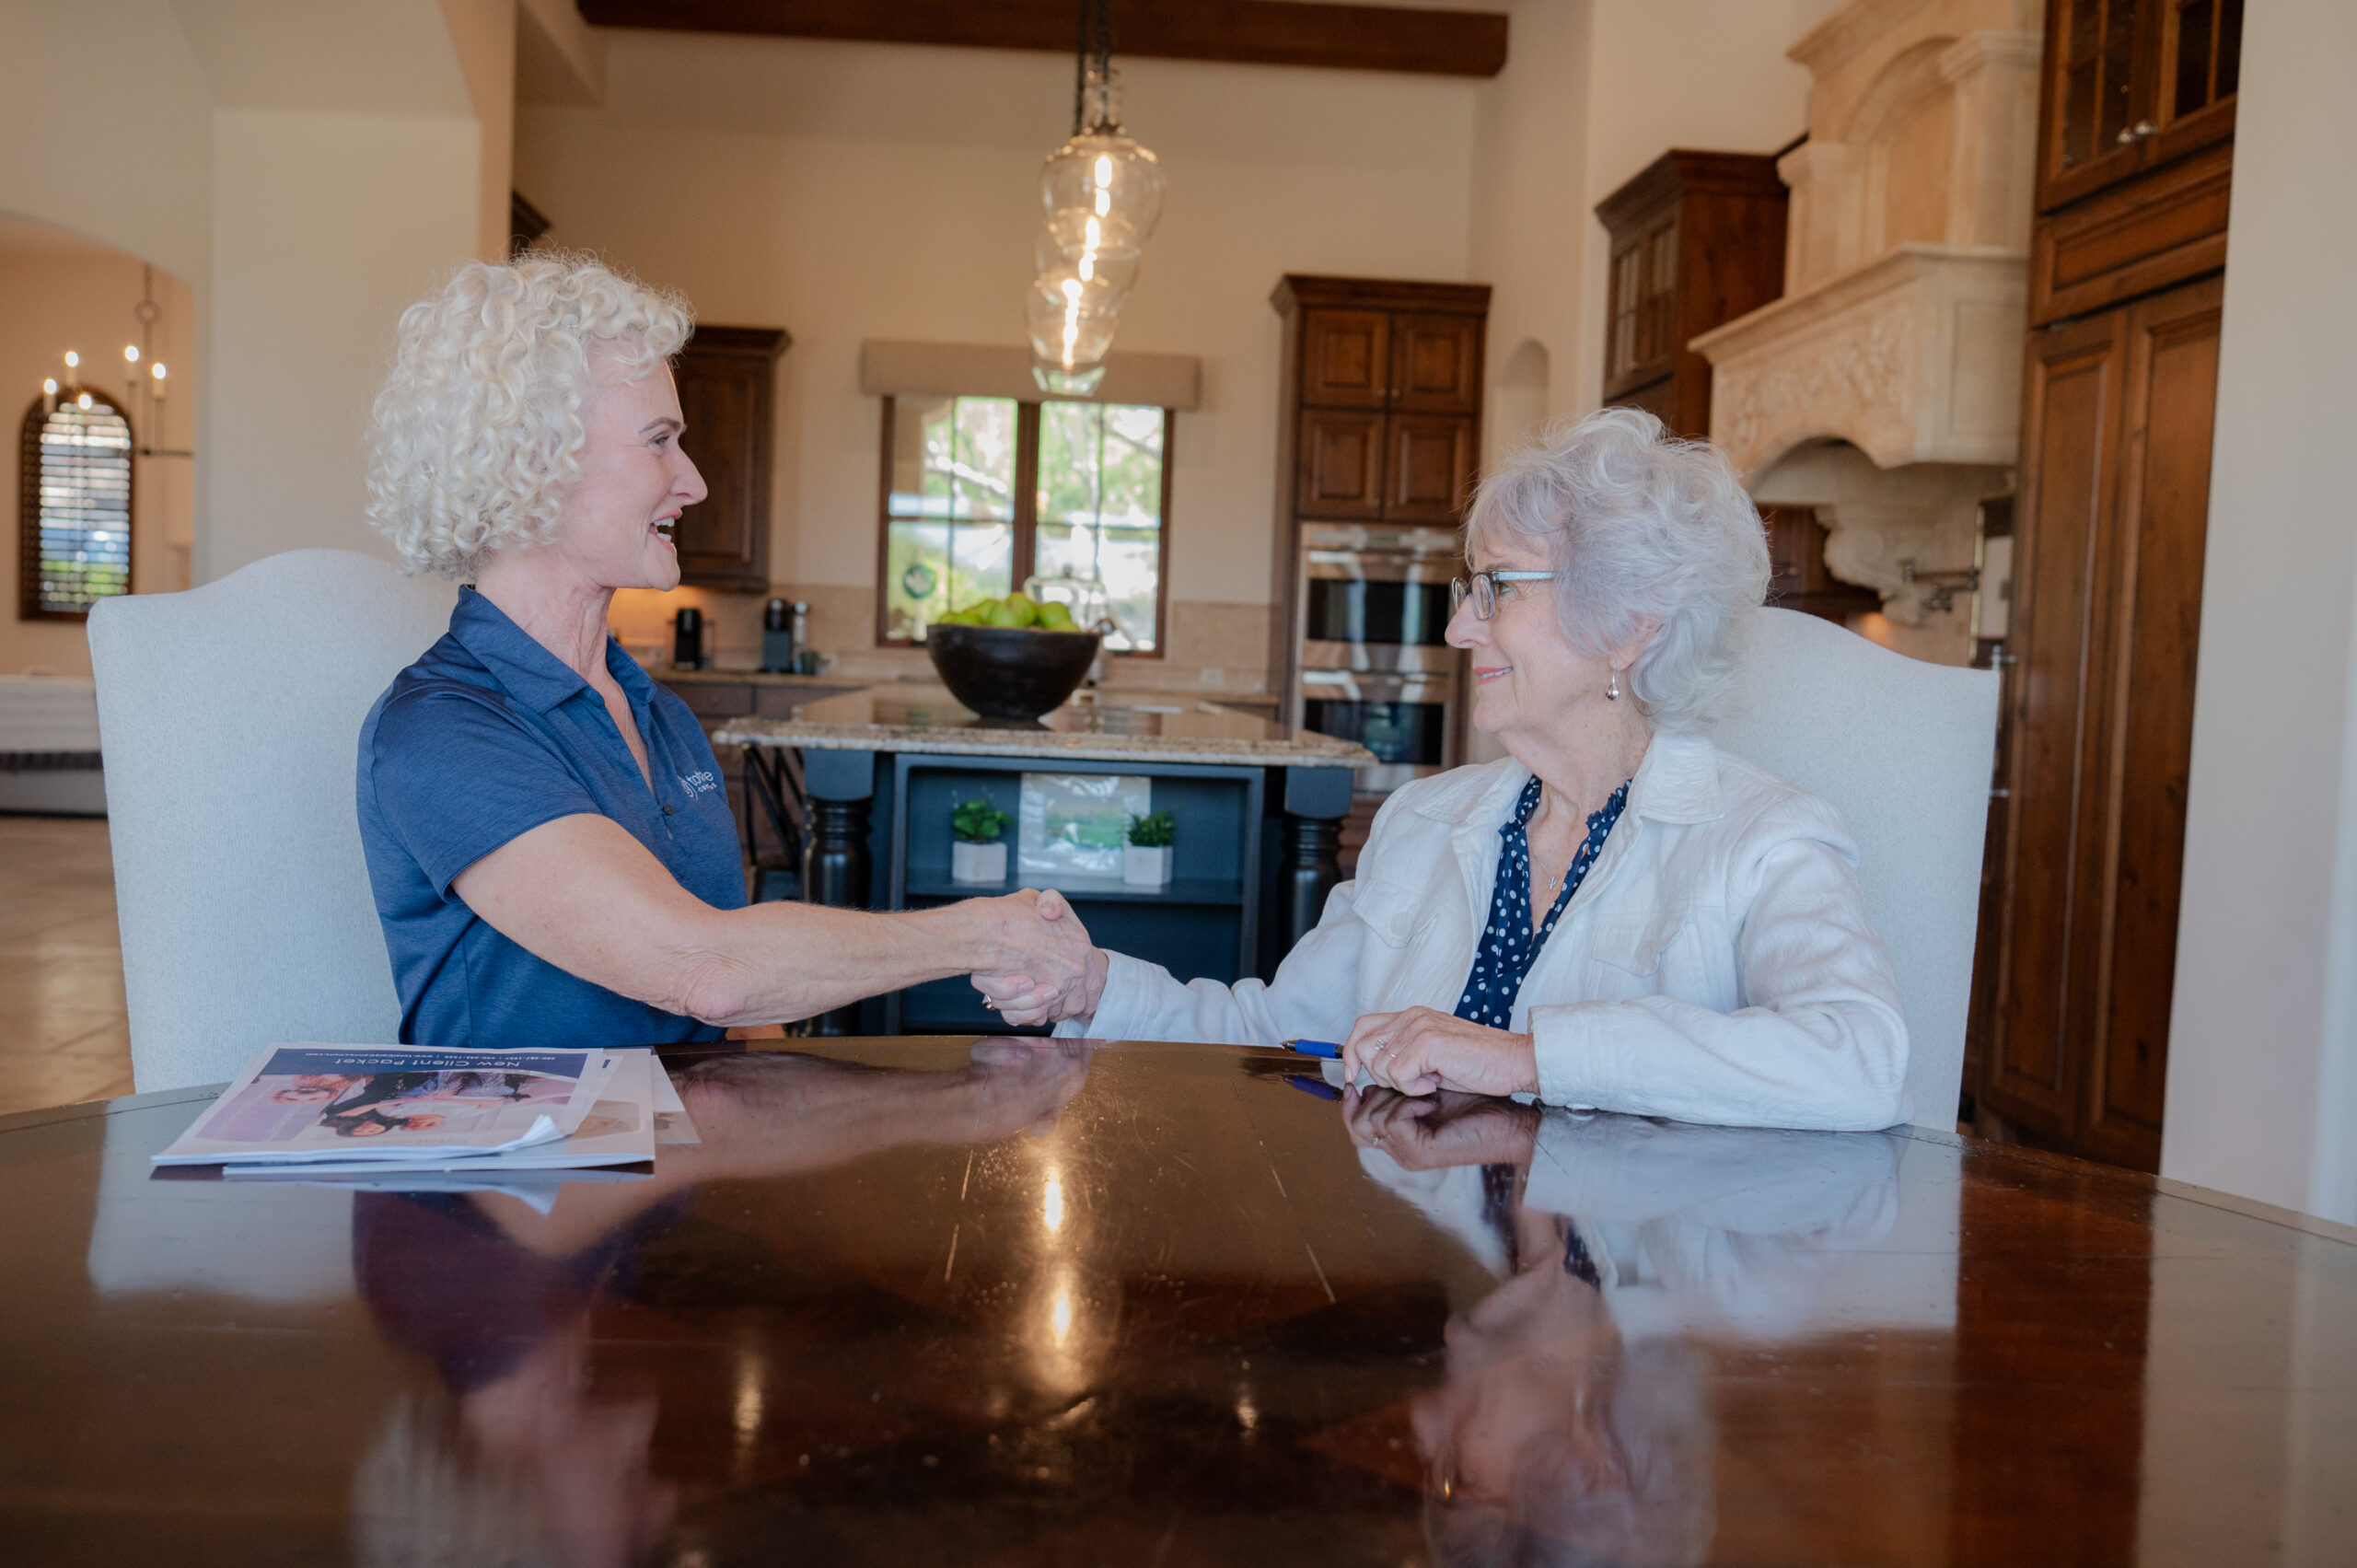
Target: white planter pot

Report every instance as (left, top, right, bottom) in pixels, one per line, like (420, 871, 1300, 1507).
(951, 841, 1008, 884)
(1123, 844, 1173, 887)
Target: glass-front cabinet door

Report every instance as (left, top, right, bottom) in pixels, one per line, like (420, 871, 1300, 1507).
(2039, 0, 2241, 213)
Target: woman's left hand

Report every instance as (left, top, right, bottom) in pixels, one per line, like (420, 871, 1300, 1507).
(1342, 1006, 1540, 1099)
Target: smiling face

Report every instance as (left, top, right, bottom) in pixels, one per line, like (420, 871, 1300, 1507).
(1446, 535, 1618, 748)
(543, 346, 709, 593)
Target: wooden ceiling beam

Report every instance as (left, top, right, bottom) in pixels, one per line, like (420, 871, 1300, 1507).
(576, 1, 1510, 78)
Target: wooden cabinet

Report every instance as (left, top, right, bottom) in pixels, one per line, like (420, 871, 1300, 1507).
(1296, 409, 1386, 517)
(1389, 313, 1482, 413)
(1385, 414, 1476, 522)
(1596, 150, 1875, 624)
(672, 325, 789, 592)
(1300, 309, 1391, 408)
(1276, 278, 1487, 528)
(2037, 0, 2242, 214)
(1982, 274, 2222, 1170)
(1976, 20, 2235, 1170)
(1596, 150, 1789, 440)
(1762, 507, 1880, 621)
(1267, 275, 1490, 733)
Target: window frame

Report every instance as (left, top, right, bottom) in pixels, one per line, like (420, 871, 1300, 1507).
(17, 387, 136, 623)
(875, 395, 1175, 658)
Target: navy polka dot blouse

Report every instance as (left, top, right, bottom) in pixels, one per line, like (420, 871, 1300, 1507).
(1451, 773, 1631, 1029)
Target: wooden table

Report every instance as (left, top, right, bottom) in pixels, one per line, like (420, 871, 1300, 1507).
(2, 1039, 2351, 1565)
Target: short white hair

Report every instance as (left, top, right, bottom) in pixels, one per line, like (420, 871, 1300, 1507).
(365, 252, 692, 580)
(1466, 408, 1769, 733)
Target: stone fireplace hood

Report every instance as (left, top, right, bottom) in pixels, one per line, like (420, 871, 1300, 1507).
(1689, 7, 2040, 634)
(1690, 243, 2024, 480)
(1691, 244, 2023, 626)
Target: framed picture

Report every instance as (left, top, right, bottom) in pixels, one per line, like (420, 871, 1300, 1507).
(1018, 772, 1151, 877)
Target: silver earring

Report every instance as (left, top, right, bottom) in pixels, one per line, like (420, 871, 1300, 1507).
(1606, 668, 1620, 702)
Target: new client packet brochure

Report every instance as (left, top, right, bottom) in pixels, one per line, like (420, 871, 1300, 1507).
(152, 1044, 658, 1170)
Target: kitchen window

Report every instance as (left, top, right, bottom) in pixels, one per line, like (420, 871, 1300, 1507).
(18, 390, 134, 621)
(878, 394, 1171, 654)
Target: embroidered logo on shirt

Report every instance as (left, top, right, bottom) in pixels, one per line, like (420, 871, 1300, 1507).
(678, 769, 719, 797)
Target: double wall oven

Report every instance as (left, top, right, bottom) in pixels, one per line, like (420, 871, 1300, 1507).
(1293, 523, 1463, 794)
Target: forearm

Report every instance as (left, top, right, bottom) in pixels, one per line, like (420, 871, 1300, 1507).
(453, 815, 1022, 1027)
(669, 900, 987, 1027)
(1530, 994, 1908, 1131)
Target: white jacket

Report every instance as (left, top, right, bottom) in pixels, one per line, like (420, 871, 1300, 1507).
(1062, 731, 1911, 1131)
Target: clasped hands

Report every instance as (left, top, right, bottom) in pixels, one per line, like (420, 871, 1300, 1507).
(972, 896, 1538, 1104)
(968, 889, 1107, 1027)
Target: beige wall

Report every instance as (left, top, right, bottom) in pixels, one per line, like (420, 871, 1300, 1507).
(2163, 0, 2357, 1226)
(515, 29, 1479, 658)
(0, 0, 215, 292)
(0, 0, 503, 593)
(439, 0, 520, 262)
(202, 108, 481, 580)
(0, 243, 197, 676)
(1469, 0, 1815, 456)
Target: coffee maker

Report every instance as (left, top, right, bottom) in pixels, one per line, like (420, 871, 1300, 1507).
(671, 606, 705, 670)
(761, 598, 808, 674)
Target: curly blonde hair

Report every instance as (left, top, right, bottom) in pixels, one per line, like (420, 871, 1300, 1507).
(365, 252, 693, 579)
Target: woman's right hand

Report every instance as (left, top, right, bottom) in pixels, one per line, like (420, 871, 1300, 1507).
(968, 889, 1107, 1026)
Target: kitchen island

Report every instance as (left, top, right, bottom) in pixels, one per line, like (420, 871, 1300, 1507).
(711, 685, 1374, 1035)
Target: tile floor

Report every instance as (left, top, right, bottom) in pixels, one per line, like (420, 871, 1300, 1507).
(0, 815, 134, 1115)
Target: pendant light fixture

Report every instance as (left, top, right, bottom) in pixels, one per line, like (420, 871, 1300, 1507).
(1028, 0, 1163, 395)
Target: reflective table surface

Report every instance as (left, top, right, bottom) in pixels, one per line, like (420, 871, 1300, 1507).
(2, 1039, 2351, 1566)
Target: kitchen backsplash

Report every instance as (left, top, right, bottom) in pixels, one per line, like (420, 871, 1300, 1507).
(609, 587, 1271, 694)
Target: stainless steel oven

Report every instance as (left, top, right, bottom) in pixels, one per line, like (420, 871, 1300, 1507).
(1293, 523, 1464, 792)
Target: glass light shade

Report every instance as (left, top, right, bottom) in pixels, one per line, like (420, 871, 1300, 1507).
(1026, 284, 1120, 361)
(1032, 227, 1141, 295)
(1040, 133, 1164, 256)
(1032, 229, 1139, 304)
(1033, 362, 1108, 396)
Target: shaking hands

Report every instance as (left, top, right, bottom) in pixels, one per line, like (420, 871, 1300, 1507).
(969, 888, 1108, 1028)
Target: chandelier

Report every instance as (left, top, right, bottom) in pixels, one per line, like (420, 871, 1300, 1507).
(36, 266, 189, 459)
(1028, 0, 1163, 395)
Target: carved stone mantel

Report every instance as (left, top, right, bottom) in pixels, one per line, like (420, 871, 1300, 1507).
(1692, 244, 2026, 481)
(1689, 1, 2041, 654)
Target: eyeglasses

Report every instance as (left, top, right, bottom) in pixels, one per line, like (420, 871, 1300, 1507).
(1449, 570, 1557, 621)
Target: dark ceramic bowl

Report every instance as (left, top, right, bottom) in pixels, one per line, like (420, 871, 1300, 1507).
(924, 622, 1101, 722)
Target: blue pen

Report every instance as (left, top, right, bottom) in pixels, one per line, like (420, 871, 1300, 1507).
(1283, 1038, 1342, 1058)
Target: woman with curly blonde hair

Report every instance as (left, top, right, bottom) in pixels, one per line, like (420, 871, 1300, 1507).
(357, 254, 1095, 1050)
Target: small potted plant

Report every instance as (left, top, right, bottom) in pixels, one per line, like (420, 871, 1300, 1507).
(1123, 809, 1176, 887)
(951, 796, 1012, 884)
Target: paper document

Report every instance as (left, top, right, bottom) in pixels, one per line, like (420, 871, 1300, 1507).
(153, 1044, 649, 1169)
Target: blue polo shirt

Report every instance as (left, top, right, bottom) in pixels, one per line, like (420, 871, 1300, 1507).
(357, 587, 744, 1051)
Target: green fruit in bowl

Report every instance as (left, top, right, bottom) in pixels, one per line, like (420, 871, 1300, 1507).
(984, 596, 1035, 629)
(1036, 600, 1078, 631)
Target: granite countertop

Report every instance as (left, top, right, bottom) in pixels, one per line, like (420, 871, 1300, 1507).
(651, 667, 861, 688)
(651, 663, 1279, 708)
(710, 683, 1372, 769)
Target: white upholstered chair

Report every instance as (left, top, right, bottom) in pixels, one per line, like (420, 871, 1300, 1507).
(87, 549, 454, 1091)
(1709, 607, 2001, 1131)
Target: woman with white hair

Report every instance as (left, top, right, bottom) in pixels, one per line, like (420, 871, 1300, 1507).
(358, 254, 1093, 1051)
(991, 408, 1908, 1131)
